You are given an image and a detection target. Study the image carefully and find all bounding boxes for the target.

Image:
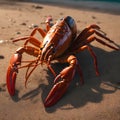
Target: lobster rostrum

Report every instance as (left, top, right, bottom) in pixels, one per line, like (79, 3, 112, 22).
(6, 16, 119, 107)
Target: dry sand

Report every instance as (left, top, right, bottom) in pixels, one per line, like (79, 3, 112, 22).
(0, 1, 120, 120)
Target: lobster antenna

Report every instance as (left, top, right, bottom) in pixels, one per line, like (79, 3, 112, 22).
(25, 57, 41, 88)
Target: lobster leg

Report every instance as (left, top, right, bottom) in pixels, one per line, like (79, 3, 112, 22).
(85, 29, 120, 50)
(73, 24, 102, 45)
(30, 16, 53, 37)
(13, 26, 46, 47)
(75, 45, 99, 76)
(6, 46, 40, 96)
(86, 35, 120, 51)
(70, 25, 119, 77)
(73, 24, 119, 51)
(44, 55, 84, 107)
(13, 36, 41, 48)
(30, 27, 46, 37)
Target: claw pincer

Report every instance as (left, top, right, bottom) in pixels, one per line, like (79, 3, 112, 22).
(44, 56, 84, 107)
(44, 81, 70, 107)
(6, 53, 22, 96)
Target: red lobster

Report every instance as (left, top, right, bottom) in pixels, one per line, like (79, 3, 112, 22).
(6, 16, 119, 107)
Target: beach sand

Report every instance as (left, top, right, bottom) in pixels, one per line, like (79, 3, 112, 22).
(0, 0, 120, 120)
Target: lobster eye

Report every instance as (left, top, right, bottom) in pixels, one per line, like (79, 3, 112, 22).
(64, 16, 77, 38)
(64, 16, 76, 30)
(40, 47, 43, 50)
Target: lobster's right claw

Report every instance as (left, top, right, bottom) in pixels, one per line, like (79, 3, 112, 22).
(44, 80, 69, 107)
(6, 53, 22, 96)
(44, 66, 76, 107)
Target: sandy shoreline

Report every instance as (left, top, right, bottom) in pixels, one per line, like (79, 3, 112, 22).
(32, 0, 120, 15)
(3, 0, 120, 15)
(0, 1, 120, 120)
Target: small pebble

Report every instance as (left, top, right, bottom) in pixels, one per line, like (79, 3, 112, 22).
(28, 26, 32, 29)
(28, 24, 39, 29)
(20, 22, 27, 26)
(92, 16, 96, 19)
(1, 27, 5, 29)
(59, 12, 64, 15)
(16, 31, 21, 34)
(32, 24, 39, 28)
(40, 22, 45, 24)
(0, 55, 4, 59)
(10, 37, 14, 40)
(76, 82, 79, 86)
(0, 40, 5, 44)
(97, 21, 101, 24)
(32, 5, 43, 9)
(0, 40, 9, 44)
(77, 20, 81, 23)
(0, 83, 6, 92)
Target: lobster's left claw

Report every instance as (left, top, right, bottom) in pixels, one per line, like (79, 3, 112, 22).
(6, 53, 22, 96)
(6, 66, 17, 96)
(44, 66, 76, 107)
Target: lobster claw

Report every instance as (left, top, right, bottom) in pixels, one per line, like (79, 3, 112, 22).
(44, 66, 76, 107)
(6, 53, 22, 96)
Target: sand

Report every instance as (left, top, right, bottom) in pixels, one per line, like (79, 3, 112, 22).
(0, 0, 120, 120)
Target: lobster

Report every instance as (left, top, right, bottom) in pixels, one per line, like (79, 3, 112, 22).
(6, 16, 119, 107)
